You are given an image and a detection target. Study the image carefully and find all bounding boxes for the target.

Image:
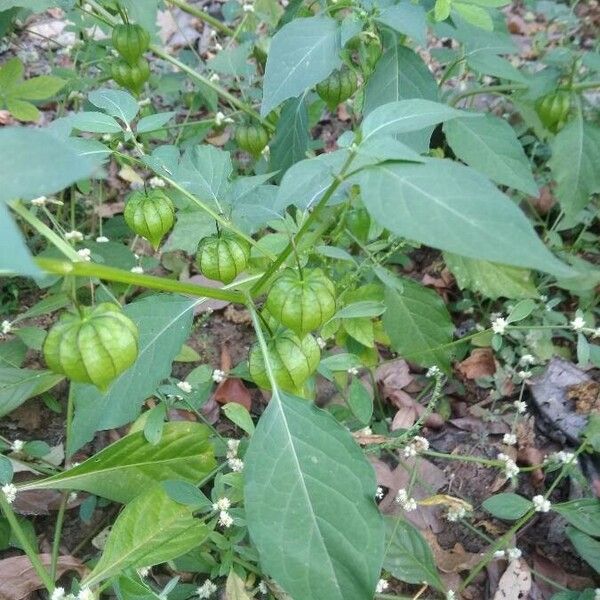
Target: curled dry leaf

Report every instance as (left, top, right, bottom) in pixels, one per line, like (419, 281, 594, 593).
(492, 559, 531, 600)
(214, 378, 252, 411)
(456, 348, 496, 379)
(423, 532, 483, 574)
(0, 554, 86, 600)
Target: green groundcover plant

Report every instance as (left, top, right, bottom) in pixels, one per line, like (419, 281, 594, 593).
(0, 0, 599, 599)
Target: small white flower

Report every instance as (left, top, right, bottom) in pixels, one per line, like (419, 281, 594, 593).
(138, 98, 151, 107)
(226, 438, 240, 458)
(228, 457, 244, 472)
(497, 453, 520, 478)
(137, 566, 150, 578)
(507, 547, 522, 560)
(209, 73, 220, 83)
(375, 578, 389, 593)
(218, 510, 234, 528)
(395, 489, 417, 512)
(2, 483, 17, 504)
(356, 426, 372, 436)
(513, 400, 527, 414)
(570, 316, 586, 332)
(316, 336, 327, 349)
(493, 550, 506, 559)
(51, 588, 66, 600)
(404, 436, 429, 458)
(77, 248, 91, 262)
(31, 196, 47, 206)
(532, 495, 551, 513)
(547, 451, 575, 465)
(196, 580, 217, 598)
(95, 236, 109, 243)
(446, 591, 456, 600)
(77, 588, 94, 600)
(177, 380, 193, 394)
(503, 433, 517, 446)
(375, 486, 384, 500)
(148, 176, 165, 188)
(517, 370, 532, 381)
(491, 316, 508, 335)
(261, 145, 270, 157)
(11, 439, 24, 452)
(214, 42, 223, 51)
(212, 496, 231, 511)
(214, 111, 226, 127)
(130, 266, 144, 274)
(446, 505, 467, 522)
(242, 2, 254, 11)
(1, 320, 12, 335)
(258, 581, 268, 594)
(426, 365, 441, 378)
(212, 369, 226, 383)
(594, 589, 600, 600)
(68, 492, 78, 503)
(519, 354, 536, 366)
(347, 366, 359, 376)
(65, 230, 84, 242)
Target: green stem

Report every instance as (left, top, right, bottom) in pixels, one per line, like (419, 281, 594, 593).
(50, 494, 68, 580)
(450, 83, 528, 106)
(35, 258, 245, 303)
(166, 0, 234, 36)
(0, 494, 54, 591)
(571, 80, 600, 91)
(423, 450, 500, 468)
(250, 150, 358, 295)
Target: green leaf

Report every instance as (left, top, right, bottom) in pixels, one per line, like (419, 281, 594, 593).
(356, 159, 573, 277)
(226, 570, 253, 600)
(84, 485, 210, 587)
(0, 368, 63, 418)
(207, 42, 255, 78)
(584, 414, 600, 452)
(114, 575, 162, 600)
(0, 204, 41, 277)
(344, 318, 375, 347)
(375, 2, 427, 45)
(71, 111, 122, 134)
(549, 117, 600, 217)
(566, 526, 600, 573)
(467, 51, 528, 83)
(383, 279, 454, 370)
(444, 114, 538, 196)
(136, 111, 177, 134)
(434, 0, 452, 21)
(453, 3, 493, 29)
(554, 500, 600, 537)
(334, 301, 386, 319)
(347, 379, 373, 425)
(383, 517, 444, 591)
(0, 455, 14, 485)
(261, 16, 342, 116)
(269, 96, 309, 176)
(506, 299, 536, 323)
(361, 99, 470, 143)
(482, 493, 532, 520)
(222, 403, 255, 436)
(0, 127, 98, 203)
(143, 403, 166, 445)
(0, 339, 27, 368)
(163, 209, 215, 253)
(19, 422, 216, 503)
(69, 295, 197, 454)
(245, 331, 384, 600)
(319, 353, 363, 371)
(444, 253, 538, 300)
(0, 58, 23, 90)
(5, 97, 40, 122)
(162, 480, 211, 509)
(88, 88, 139, 124)
(13, 75, 65, 100)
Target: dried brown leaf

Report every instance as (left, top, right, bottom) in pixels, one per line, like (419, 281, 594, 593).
(492, 559, 531, 600)
(456, 348, 496, 379)
(214, 378, 252, 411)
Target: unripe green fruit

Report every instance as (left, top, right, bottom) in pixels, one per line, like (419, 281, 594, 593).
(265, 268, 336, 336)
(359, 35, 382, 75)
(536, 90, 571, 132)
(111, 57, 150, 95)
(43, 303, 139, 391)
(248, 330, 320, 394)
(316, 68, 359, 110)
(112, 23, 150, 65)
(124, 189, 175, 249)
(196, 233, 251, 284)
(346, 208, 370, 243)
(235, 124, 269, 157)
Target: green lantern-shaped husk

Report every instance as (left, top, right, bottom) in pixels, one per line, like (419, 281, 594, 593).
(248, 330, 320, 395)
(235, 124, 269, 157)
(112, 23, 150, 65)
(316, 68, 359, 110)
(124, 189, 175, 249)
(535, 90, 571, 132)
(266, 268, 336, 336)
(43, 303, 139, 391)
(111, 57, 150, 95)
(196, 233, 251, 284)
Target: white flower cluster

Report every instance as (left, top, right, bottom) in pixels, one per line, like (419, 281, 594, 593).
(212, 368, 226, 383)
(197, 580, 217, 598)
(570, 316, 586, 332)
(258, 581, 268, 594)
(494, 547, 522, 560)
(11, 439, 24, 452)
(502, 433, 517, 446)
(403, 436, 429, 458)
(226, 438, 244, 472)
(130, 266, 144, 274)
(316, 337, 327, 349)
(1, 483, 17, 504)
(491, 316, 508, 335)
(395, 488, 417, 512)
(513, 400, 527, 414)
(545, 451, 575, 465)
(148, 176, 165, 188)
(177, 380, 193, 394)
(51, 588, 96, 600)
(375, 486, 384, 500)
(446, 505, 467, 522)
(517, 370, 532, 381)
(95, 236, 109, 243)
(375, 579, 389, 593)
(426, 365, 441, 378)
(65, 230, 84, 242)
(347, 366, 359, 376)
(532, 495, 551, 513)
(1, 320, 12, 335)
(76, 248, 91, 262)
(497, 453, 519, 479)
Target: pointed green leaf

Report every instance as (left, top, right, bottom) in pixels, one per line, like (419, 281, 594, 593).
(5, 97, 40, 121)
(566, 527, 600, 573)
(13, 75, 65, 100)
(269, 96, 310, 175)
(72, 111, 122, 134)
(482, 493, 532, 520)
(88, 88, 139, 124)
(0, 204, 41, 277)
(0, 367, 63, 418)
(0, 57, 23, 90)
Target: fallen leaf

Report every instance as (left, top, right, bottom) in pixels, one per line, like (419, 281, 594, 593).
(391, 405, 417, 430)
(424, 533, 482, 574)
(206, 130, 231, 146)
(376, 358, 413, 392)
(12, 489, 80, 516)
(214, 378, 252, 411)
(493, 559, 531, 600)
(0, 554, 86, 600)
(457, 348, 496, 379)
(118, 164, 144, 185)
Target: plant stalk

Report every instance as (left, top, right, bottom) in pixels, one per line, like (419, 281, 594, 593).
(166, 0, 234, 36)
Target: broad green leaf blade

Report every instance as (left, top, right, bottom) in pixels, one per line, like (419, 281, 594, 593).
(84, 485, 210, 586)
(0, 367, 63, 418)
(19, 422, 216, 503)
(554, 500, 600, 537)
(69, 295, 197, 454)
(356, 159, 573, 277)
(6, 97, 40, 121)
(13, 75, 65, 100)
(226, 570, 253, 600)
(334, 301, 386, 319)
(444, 253, 538, 299)
(383, 280, 454, 370)
(245, 391, 384, 600)
(71, 111, 123, 134)
(114, 575, 162, 600)
(261, 16, 342, 116)
(163, 209, 216, 253)
(361, 99, 469, 142)
(0, 128, 98, 203)
(467, 51, 528, 83)
(269, 96, 310, 176)
(453, 3, 493, 30)
(444, 114, 538, 196)
(549, 117, 600, 216)
(482, 493, 532, 520)
(375, 2, 428, 45)
(0, 203, 41, 277)
(136, 111, 176, 133)
(383, 517, 445, 591)
(88, 88, 139, 124)
(0, 57, 23, 90)
(566, 526, 600, 573)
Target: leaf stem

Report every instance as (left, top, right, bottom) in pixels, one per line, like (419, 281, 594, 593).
(50, 494, 68, 580)
(165, 0, 234, 36)
(450, 83, 528, 106)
